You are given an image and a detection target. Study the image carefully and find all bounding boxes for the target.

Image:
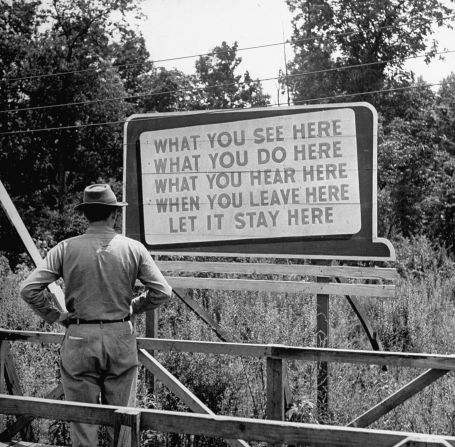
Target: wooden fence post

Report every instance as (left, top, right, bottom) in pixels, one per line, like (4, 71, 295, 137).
(0, 341, 6, 394)
(266, 357, 284, 421)
(145, 308, 159, 391)
(316, 261, 331, 421)
(266, 357, 285, 447)
(113, 408, 141, 447)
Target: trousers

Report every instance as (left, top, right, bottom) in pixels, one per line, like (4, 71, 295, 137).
(60, 321, 138, 447)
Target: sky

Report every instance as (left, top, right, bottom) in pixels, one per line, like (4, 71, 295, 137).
(137, 0, 455, 102)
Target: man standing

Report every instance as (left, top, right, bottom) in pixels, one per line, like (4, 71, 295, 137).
(20, 183, 172, 446)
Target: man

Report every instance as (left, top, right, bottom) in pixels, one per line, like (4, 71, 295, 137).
(20, 183, 172, 446)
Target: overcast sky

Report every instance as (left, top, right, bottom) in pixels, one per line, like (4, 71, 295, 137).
(137, 0, 455, 102)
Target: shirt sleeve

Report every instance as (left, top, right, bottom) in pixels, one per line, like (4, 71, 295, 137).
(20, 244, 65, 324)
(131, 245, 172, 314)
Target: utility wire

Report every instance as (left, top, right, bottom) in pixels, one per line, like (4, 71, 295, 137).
(0, 81, 445, 137)
(3, 12, 454, 84)
(1, 49, 454, 115)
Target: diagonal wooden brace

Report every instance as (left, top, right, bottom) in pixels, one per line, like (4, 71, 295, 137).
(348, 369, 448, 428)
(0, 383, 64, 441)
(138, 348, 249, 447)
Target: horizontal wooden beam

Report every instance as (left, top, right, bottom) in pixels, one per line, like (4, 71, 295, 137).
(0, 383, 64, 441)
(0, 329, 64, 345)
(155, 261, 399, 281)
(165, 277, 395, 298)
(2, 330, 455, 370)
(0, 394, 454, 446)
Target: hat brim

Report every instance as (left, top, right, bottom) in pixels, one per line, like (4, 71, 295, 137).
(74, 201, 128, 211)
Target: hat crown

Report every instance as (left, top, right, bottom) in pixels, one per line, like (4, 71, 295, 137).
(83, 184, 117, 204)
(74, 183, 127, 210)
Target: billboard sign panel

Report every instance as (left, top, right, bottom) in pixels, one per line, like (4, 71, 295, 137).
(124, 104, 395, 260)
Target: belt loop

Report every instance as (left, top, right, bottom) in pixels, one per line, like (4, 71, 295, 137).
(76, 318, 80, 325)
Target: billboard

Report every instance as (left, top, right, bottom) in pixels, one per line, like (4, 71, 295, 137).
(124, 104, 395, 260)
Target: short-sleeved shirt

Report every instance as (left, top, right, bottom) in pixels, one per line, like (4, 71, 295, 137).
(20, 224, 172, 323)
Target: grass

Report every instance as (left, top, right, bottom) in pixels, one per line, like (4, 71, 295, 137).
(1, 234, 455, 445)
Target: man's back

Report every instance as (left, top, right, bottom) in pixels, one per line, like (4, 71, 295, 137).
(21, 223, 171, 323)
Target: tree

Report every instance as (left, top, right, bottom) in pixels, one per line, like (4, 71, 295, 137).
(135, 41, 271, 114)
(376, 78, 455, 247)
(435, 73, 455, 154)
(0, 0, 143, 256)
(193, 41, 270, 109)
(284, 0, 453, 119)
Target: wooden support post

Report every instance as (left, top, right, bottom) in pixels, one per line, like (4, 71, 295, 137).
(113, 408, 141, 447)
(315, 261, 331, 421)
(145, 308, 159, 391)
(348, 369, 448, 428)
(266, 357, 284, 421)
(266, 357, 285, 447)
(0, 341, 6, 394)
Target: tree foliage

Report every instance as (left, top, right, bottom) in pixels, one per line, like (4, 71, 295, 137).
(284, 0, 455, 250)
(284, 0, 453, 118)
(193, 41, 270, 109)
(0, 1, 270, 261)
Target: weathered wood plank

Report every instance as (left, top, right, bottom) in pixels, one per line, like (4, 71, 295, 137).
(391, 436, 452, 446)
(0, 383, 64, 441)
(2, 344, 34, 442)
(139, 337, 272, 358)
(266, 357, 284, 421)
(0, 442, 55, 446)
(138, 349, 213, 414)
(1, 394, 455, 446)
(348, 369, 448, 428)
(0, 181, 66, 311)
(138, 349, 249, 447)
(3, 330, 455, 371)
(113, 408, 140, 447)
(0, 330, 65, 345)
(155, 261, 399, 281)
(316, 263, 330, 420)
(144, 308, 159, 391)
(0, 342, 6, 394)
(165, 277, 395, 298)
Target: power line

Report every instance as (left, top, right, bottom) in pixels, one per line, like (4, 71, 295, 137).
(294, 81, 448, 104)
(3, 12, 454, 84)
(0, 81, 446, 137)
(2, 48, 454, 116)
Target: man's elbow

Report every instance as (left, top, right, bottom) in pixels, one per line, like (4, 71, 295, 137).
(148, 285, 172, 305)
(158, 285, 173, 303)
(19, 281, 31, 303)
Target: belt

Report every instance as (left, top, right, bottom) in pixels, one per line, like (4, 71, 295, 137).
(67, 315, 130, 325)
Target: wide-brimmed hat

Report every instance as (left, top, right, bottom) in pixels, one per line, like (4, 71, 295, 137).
(74, 184, 127, 210)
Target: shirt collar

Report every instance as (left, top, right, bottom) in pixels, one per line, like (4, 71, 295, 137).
(85, 224, 117, 235)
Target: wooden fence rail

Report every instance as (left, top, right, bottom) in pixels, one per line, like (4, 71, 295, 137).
(2, 329, 455, 371)
(1, 327, 455, 444)
(1, 394, 455, 447)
